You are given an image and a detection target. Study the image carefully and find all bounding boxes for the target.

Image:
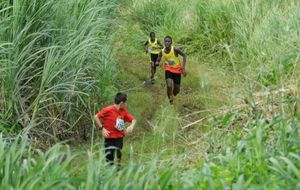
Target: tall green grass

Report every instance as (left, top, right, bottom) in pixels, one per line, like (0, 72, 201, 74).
(1, 108, 299, 189)
(0, 0, 117, 139)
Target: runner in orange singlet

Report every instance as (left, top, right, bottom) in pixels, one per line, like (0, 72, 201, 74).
(155, 36, 187, 104)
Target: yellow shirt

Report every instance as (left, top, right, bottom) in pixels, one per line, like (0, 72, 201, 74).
(162, 46, 181, 74)
(148, 38, 160, 54)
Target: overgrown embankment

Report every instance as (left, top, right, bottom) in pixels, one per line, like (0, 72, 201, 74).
(114, 0, 300, 156)
(112, 0, 300, 189)
(0, 0, 299, 189)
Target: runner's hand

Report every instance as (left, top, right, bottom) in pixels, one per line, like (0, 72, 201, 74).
(181, 68, 187, 77)
(102, 128, 110, 137)
(125, 125, 134, 134)
(157, 62, 162, 67)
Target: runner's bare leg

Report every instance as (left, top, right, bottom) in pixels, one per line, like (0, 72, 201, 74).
(166, 78, 174, 102)
(173, 84, 180, 96)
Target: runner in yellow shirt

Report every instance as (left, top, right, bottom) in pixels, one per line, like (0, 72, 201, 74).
(144, 32, 163, 84)
(155, 36, 187, 103)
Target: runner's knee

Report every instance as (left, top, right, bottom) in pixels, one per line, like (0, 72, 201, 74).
(166, 82, 172, 89)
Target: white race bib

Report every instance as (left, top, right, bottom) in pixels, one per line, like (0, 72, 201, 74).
(166, 60, 176, 65)
(115, 118, 125, 131)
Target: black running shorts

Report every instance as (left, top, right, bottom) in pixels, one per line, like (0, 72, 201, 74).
(104, 138, 123, 163)
(150, 53, 159, 63)
(165, 70, 181, 85)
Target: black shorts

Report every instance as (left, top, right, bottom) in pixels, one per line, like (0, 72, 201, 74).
(150, 53, 159, 63)
(165, 70, 181, 85)
(104, 138, 123, 163)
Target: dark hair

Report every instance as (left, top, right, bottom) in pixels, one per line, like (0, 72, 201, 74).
(114, 92, 127, 104)
(164, 35, 172, 42)
(150, 31, 155, 36)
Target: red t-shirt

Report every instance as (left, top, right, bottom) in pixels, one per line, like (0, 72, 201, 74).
(96, 105, 134, 138)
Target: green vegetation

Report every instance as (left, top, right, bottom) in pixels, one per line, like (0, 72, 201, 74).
(1, 0, 299, 189)
(0, 0, 117, 141)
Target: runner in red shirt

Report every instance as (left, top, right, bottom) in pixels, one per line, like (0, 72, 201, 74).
(95, 92, 136, 166)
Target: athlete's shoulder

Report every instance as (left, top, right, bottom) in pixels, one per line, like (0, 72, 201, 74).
(119, 108, 131, 116)
(102, 105, 115, 112)
(173, 46, 180, 51)
(173, 47, 185, 55)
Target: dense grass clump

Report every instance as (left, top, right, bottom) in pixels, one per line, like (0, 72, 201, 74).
(0, 0, 117, 140)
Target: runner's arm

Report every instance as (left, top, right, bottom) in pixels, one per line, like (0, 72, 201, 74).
(157, 40, 163, 49)
(126, 119, 136, 134)
(155, 51, 162, 66)
(144, 41, 149, 53)
(94, 115, 103, 129)
(175, 48, 187, 75)
(95, 114, 110, 137)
